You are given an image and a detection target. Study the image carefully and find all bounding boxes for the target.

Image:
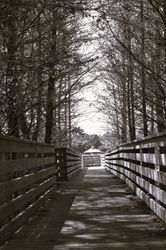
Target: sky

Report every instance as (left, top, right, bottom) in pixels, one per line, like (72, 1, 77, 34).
(74, 11, 108, 135)
(76, 85, 108, 135)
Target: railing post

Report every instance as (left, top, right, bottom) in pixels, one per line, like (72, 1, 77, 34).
(154, 144, 161, 206)
(55, 147, 81, 181)
(140, 145, 143, 167)
(55, 148, 67, 181)
(154, 145, 160, 171)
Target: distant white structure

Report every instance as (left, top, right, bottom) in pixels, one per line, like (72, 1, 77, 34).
(82, 146, 101, 167)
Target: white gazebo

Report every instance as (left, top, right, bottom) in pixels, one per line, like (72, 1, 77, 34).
(84, 146, 101, 154)
(82, 146, 101, 167)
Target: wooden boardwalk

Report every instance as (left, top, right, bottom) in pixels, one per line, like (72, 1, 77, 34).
(1, 167, 166, 250)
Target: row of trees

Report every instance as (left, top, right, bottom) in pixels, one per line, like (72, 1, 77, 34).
(2, 0, 165, 148)
(96, 0, 166, 144)
(71, 126, 113, 153)
(0, 0, 99, 145)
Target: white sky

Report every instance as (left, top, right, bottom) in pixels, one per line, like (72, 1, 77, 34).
(75, 11, 108, 135)
(77, 111, 107, 135)
(76, 85, 108, 135)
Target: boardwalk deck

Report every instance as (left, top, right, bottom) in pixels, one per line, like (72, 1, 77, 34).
(1, 167, 166, 250)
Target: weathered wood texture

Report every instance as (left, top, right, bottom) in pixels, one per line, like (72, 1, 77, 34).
(55, 148, 81, 181)
(82, 154, 101, 167)
(101, 154, 105, 167)
(0, 135, 57, 246)
(105, 132, 166, 223)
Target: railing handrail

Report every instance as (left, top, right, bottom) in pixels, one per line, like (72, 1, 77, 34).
(0, 134, 54, 147)
(105, 133, 166, 224)
(0, 135, 81, 246)
(111, 131, 166, 151)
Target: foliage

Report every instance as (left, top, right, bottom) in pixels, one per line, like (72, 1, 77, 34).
(71, 126, 114, 153)
(0, 0, 98, 145)
(95, 0, 166, 143)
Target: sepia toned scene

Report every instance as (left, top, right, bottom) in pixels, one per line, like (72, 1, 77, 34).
(0, 1, 166, 249)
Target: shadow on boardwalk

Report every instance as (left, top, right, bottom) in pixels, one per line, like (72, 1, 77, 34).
(1, 167, 166, 250)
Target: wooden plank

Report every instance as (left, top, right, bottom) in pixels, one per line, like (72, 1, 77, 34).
(0, 157, 55, 176)
(66, 155, 81, 161)
(0, 176, 56, 223)
(0, 135, 59, 246)
(0, 167, 57, 205)
(66, 160, 81, 167)
(67, 167, 80, 179)
(0, 184, 56, 246)
(0, 138, 54, 154)
(67, 165, 80, 174)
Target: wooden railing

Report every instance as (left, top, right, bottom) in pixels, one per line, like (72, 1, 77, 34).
(105, 132, 166, 223)
(55, 147, 81, 181)
(0, 136, 81, 246)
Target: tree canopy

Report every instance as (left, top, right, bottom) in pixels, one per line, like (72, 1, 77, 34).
(1, 0, 166, 148)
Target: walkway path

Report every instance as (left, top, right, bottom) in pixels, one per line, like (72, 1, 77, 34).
(1, 167, 166, 250)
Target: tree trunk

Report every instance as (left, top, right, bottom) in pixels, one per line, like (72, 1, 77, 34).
(64, 77, 68, 146)
(163, 0, 166, 120)
(57, 79, 62, 146)
(44, 73, 55, 143)
(121, 77, 127, 143)
(44, 8, 57, 144)
(154, 44, 165, 132)
(141, 0, 148, 136)
(6, 1, 19, 137)
(33, 17, 42, 141)
(19, 112, 30, 139)
(68, 81, 72, 147)
(126, 6, 136, 141)
(150, 100, 155, 134)
(154, 2, 166, 132)
(112, 84, 120, 142)
(163, 0, 166, 60)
